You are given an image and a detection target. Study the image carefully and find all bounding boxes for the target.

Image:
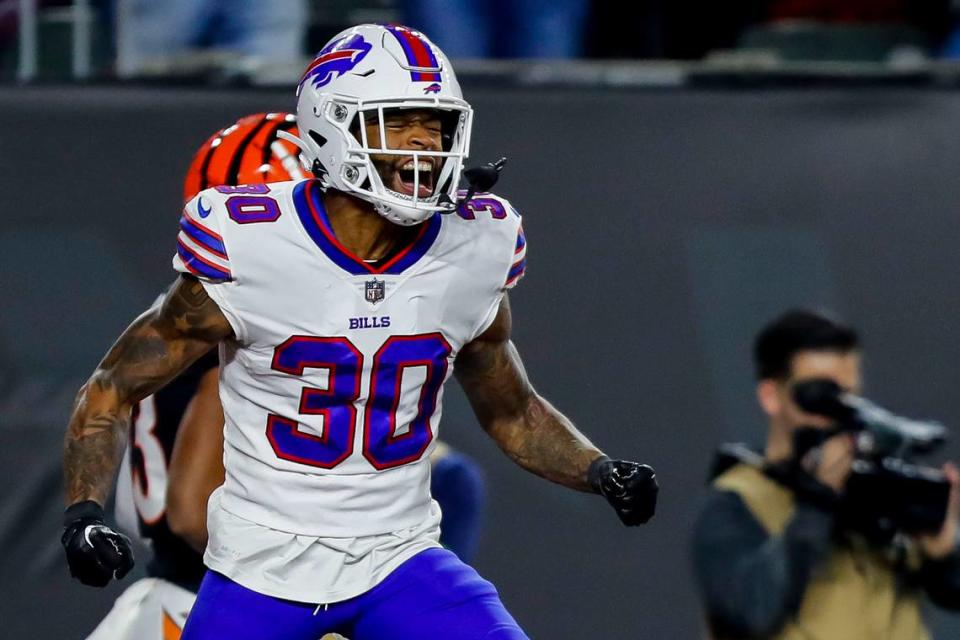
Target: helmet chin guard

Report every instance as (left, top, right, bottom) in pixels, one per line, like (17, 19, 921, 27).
(288, 24, 473, 226)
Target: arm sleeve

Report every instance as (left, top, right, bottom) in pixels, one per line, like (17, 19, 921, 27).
(920, 549, 960, 610)
(172, 191, 247, 340)
(692, 490, 835, 637)
(173, 192, 233, 282)
(504, 223, 526, 290)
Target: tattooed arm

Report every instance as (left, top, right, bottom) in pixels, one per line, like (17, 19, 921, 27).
(64, 275, 233, 507)
(455, 296, 603, 491)
(456, 296, 658, 525)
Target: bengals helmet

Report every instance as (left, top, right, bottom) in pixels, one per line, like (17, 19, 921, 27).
(183, 112, 311, 201)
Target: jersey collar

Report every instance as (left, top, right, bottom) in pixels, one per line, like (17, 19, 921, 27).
(293, 180, 442, 276)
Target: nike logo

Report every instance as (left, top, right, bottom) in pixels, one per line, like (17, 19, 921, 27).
(197, 198, 212, 218)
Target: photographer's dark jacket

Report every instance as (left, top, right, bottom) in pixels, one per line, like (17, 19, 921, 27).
(692, 460, 960, 640)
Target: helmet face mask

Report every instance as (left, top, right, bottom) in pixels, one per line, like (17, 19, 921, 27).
(286, 24, 473, 226)
(343, 101, 472, 215)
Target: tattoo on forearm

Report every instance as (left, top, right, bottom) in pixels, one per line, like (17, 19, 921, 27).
(510, 395, 601, 491)
(457, 337, 601, 491)
(64, 275, 230, 505)
(64, 412, 127, 506)
(526, 398, 546, 423)
(118, 335, 169, 367)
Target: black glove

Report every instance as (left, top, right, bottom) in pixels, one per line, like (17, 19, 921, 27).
(61, 501, 135, 587)
(589, 456, 658, 526)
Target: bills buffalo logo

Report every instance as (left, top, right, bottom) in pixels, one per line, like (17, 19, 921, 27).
(423, 83, 442, 94)
(298, 34, 373, 94)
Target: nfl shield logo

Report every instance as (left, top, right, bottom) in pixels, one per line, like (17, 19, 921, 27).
(365, 278, 385, 304)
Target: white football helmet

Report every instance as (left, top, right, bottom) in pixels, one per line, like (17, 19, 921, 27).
(282, 24, 473, 226)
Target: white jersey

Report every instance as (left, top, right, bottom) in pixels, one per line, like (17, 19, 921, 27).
(173, 179, 525, 540)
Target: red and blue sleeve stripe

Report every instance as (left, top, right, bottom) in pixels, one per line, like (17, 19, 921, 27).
(179, 215, 228, 260)
(176, 208, 231, 280)
(505, 225, 527, 288)
(177, 239, 232, 281)
(505, 258, 526, 287)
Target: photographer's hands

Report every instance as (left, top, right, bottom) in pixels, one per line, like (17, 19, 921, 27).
(799, 440, 960, 557)
(917, 463, 960, 560)
(802, 433, 855, 495)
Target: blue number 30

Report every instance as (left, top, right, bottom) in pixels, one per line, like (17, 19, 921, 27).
(266, 333, 451, 470)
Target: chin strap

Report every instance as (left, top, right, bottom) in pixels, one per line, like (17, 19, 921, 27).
(443, 157, 508, 210)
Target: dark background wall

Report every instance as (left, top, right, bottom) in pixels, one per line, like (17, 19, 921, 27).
(3, 84, 960, 638)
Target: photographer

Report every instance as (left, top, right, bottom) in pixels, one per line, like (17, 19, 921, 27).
(692, 310, 960, 640)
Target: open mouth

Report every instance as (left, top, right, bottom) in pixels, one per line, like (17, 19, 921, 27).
(392, 157, 436, 199)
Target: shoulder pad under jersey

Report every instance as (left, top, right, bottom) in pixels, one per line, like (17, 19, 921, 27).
(454, 191, 526, 290)
(173, 188, 233, 282)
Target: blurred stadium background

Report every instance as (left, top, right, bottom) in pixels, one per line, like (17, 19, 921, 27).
(5, 1, 960, 638)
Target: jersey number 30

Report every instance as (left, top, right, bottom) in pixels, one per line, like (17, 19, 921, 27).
(267, 333, 451, 470)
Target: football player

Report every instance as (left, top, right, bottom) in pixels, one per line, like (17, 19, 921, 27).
(89, 112, 486, 639)
(62, 24, 658, 640)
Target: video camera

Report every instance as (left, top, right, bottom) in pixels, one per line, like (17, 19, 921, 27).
(792, 379, 951, 539)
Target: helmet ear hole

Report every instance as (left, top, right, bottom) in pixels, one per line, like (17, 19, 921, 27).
(312, 159, 328, 180)
(348, 112, 369, 145)
(309, 130, 328, 149)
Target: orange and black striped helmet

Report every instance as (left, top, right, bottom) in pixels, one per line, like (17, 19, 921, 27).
(183, 112, 312, 202)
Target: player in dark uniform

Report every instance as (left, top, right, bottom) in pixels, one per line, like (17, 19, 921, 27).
(126, 348, 219, 590)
